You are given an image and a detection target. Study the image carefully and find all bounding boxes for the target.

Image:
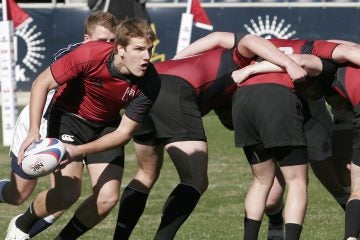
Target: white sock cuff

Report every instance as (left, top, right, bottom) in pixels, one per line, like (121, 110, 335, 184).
(43, 214, 57, 224)
(0, 179, 10, 202)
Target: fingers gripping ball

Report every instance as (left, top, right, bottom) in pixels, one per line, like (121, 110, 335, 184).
(22, 138, 65, 177)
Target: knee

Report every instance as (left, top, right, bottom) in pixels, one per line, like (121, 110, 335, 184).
(184, 176, 208, 195)
(3, 188, 33, 206)
(10, 194, 28, 205)
(286, 177, 308, 192)
(56, 190, 81, 209)
(135, 168, 161, 189)
(97, 192, 120, 212)
(198, 177, 209, 194)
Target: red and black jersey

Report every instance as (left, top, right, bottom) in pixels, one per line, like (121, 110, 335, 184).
(334, 64, 360, 106)
(238, 39, 339, 89)
(154, 47, 253, 115)
(50, 41, 160, 123)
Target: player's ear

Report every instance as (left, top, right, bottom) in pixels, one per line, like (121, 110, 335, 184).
(117, 45, 125, 57)
(84, 34, 90, 43)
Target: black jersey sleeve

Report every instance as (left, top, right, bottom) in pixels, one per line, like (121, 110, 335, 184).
(124, 63, 161, 122)
(234, 33, 246, 48)
(124, 91, 153, 122)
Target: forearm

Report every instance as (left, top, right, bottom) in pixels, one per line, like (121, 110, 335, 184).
(247, 61, 284, 74)
(73, 115, 139, 158)
(29, 67, 57, 134)
(332, 44, 360, 65)
(231, 61, 284, 84)
(239, 35, 294, 67)
(327, 39, 357, 45)
(288, 54, 323, 77)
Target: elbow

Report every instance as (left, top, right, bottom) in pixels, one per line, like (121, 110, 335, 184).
(239, 34, 258, 46)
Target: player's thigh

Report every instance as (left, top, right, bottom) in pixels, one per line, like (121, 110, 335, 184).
(87, 163, 123, 193)
(133, 142, 164, 177)
(8, 171, 37, 198)
(250, 159, 276, 184)
(279, 163, 308, 185)
(54, 161, 84, 200)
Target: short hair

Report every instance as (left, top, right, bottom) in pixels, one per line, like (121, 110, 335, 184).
(115, 18, 156, 48)
(84, 11, 118, 36)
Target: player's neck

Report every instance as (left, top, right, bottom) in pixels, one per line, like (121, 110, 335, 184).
(112, 54, 129, 74)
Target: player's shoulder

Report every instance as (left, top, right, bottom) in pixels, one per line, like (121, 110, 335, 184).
(53, 42, 82, 61)
(56, 41, 114, 64)
(81, 41, 114, 49)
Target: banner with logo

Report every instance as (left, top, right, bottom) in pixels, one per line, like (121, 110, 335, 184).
(1, 7, 90, 91)
(1, 6, 360, 91)
(149, 6, 360, 59)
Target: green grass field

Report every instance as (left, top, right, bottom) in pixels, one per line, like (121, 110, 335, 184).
(0, 112, 344, 239)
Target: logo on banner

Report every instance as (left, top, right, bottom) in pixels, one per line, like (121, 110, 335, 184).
(244, 15, 296, 39)
(15, 23, 46, 81)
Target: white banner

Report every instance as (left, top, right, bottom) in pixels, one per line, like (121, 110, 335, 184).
(176, 13, 193, 54)
(0, 21, 18, 146)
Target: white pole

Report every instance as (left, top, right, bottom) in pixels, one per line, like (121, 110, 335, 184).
(176, 0, 194, 53)
(0, 20, 18, 146)
(2, 0, 8, 21)
(186, 0, 192, 14)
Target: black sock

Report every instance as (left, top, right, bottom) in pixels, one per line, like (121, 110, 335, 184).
(266, 204, 284, 226)
(154, 184, 201, 240)
(244, 218, 261, 240)
(113, 186, 149, 240)
(285, 223, 302, 240)
(16, 203, 41, 233)
(29, 215, 56, 238)
(345, 199, 360, 238)
(57, 215, 90, 240)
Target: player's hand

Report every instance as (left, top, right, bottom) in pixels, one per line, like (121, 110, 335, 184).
(55, 143, 82, 171)
(231, 68, 251, 86)
(63, 143, 83, 161)
(18, 132, 41, 164)
(285, 63, 307, 82)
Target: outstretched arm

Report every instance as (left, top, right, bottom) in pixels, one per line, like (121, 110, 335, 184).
(174, 32, 307, 81)
(174, 32, 235, 59)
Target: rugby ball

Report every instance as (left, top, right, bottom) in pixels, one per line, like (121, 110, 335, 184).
(22, 138, 66, 177)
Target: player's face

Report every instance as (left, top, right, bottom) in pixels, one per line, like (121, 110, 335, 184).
(84, 25, 115, 43)
(117, 37, 153, 77)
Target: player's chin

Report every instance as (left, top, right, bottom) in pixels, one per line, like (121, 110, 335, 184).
(133, 69, 146, 77)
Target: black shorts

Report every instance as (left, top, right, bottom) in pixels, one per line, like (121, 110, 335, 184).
(133, 75, 206, 146)
(243, 144, 308, 167)
(47, 106, 124, 167)
(233, 84, 305, 148)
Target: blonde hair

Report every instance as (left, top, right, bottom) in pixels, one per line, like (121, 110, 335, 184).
(115, 18, 156, 49)
(84, 11, 118, 36)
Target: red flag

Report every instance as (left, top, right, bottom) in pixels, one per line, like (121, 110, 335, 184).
(7, 0, 33, 29)
(191, 0, 213, 31)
